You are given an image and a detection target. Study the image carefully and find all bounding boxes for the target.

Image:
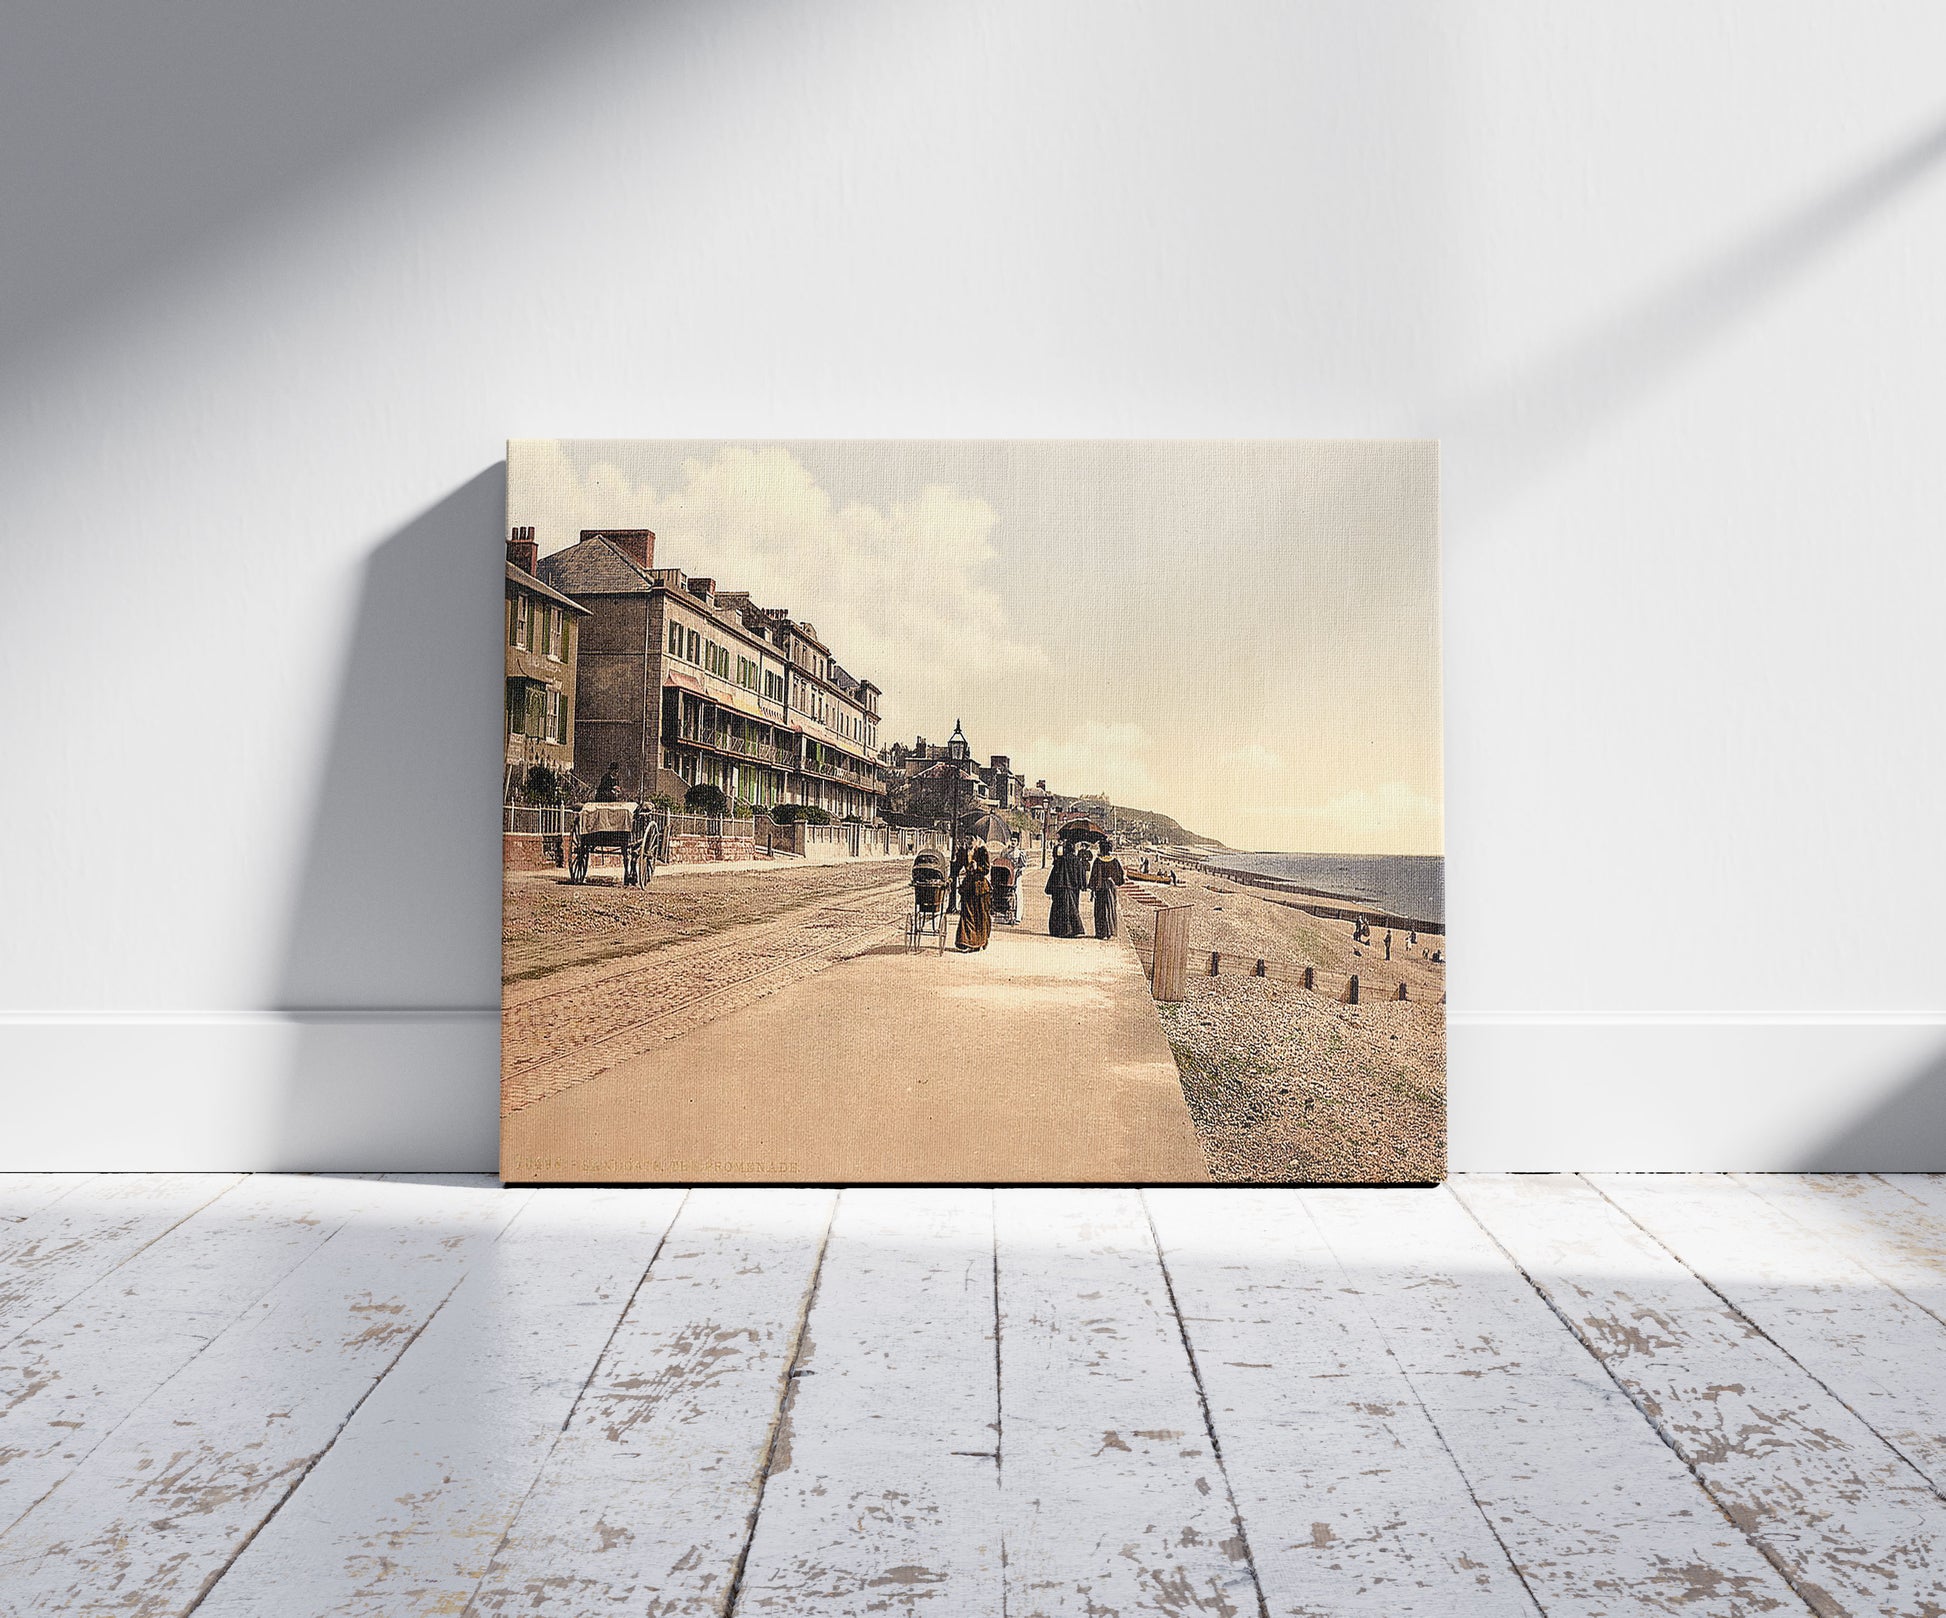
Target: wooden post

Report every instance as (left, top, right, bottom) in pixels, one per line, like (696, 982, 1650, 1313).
(1346, 974, 1360, 1006)
(1151, 903, 1191, 1002)
(1302, 965, 1315, 990)
(1209, 951, 1221, 977)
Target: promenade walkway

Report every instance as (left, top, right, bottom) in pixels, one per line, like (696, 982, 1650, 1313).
(502, 879, 1210, 1183)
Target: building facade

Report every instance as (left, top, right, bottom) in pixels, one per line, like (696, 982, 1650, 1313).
(504, 526, 589, 797)
(536, 529, 885, 818)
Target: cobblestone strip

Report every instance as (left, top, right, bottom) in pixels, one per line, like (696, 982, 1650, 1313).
(502, 888, 907, 1116)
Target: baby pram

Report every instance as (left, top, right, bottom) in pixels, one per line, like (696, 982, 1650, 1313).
(989, 851, 1021, 925)
(906, 848, 950, 952)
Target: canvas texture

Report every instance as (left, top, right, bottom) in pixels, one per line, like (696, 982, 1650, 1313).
(501, 440, 1443, 1184)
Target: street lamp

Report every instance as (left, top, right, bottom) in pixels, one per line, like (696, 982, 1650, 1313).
(946, 719, 968, 911)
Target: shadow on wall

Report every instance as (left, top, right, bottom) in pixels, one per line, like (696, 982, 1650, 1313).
(1795, 1043, 1946, 1173)
(271, 467, 506, 1172)
(1446, 110, 1946, 515)
(0, 1, 637, 375)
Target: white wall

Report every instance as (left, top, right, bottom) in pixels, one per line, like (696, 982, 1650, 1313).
(5, 1, 1943, 1171)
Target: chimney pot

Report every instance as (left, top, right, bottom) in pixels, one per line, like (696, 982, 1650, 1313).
(506, 526, 538, 575)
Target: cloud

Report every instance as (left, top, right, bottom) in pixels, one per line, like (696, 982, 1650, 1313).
(1220, 743, 1285, 774)
(518, 443, 1049, 734)
(1017, 720, 1160, 806)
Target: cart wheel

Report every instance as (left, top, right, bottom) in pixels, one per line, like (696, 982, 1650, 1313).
(568, 844, 586, 883)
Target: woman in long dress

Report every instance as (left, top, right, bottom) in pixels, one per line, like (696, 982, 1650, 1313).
(1045, 840, 1085, 937)
(1090, 839, 1126, 939)
(955, 846, 993, 951)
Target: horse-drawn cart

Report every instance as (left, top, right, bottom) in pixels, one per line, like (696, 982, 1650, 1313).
(568, 801, 663, 886)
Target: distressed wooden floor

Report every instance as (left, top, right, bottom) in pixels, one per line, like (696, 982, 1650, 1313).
(1, 1175, 1943, 1615)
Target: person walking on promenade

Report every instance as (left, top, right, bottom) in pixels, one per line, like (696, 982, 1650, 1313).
(1046, 840, 1086, 937)
(1074, 842, 1095, 900)
(947, 839, 969, 914)
(956, 846, 994, 951)
(1091, 839, 1126, 939)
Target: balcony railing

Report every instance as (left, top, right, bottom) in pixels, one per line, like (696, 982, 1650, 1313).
(673, 726, 791, 767)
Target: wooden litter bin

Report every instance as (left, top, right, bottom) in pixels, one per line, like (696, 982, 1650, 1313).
(1151, 901, 1192, 1002)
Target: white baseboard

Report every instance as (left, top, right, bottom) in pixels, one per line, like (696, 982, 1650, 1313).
(1448, 1016, 1946, 1171)
(0, 1013, 500, 1172)
(1, 1014, 1941, 1173)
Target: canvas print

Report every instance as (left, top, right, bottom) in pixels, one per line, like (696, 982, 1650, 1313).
(502, 441, 1443, 1184)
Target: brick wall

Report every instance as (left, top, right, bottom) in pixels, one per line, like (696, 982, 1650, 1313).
(503, 832, 562, 870)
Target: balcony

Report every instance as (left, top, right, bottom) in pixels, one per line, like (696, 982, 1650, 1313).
(672, 726, 791, 768)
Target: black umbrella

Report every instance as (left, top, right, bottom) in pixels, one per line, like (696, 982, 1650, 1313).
(1058, 818, 1111, 846)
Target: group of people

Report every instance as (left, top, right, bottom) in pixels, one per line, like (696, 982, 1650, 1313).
(1046, 838, 1126, 940)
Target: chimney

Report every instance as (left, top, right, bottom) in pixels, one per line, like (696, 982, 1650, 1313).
(506, 525, 538, 575)
(583, 528, 654, 571)
(686, 577, 716, 605)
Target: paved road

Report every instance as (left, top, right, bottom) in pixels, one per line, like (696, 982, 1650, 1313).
(503, 872, 908, 1115)
(503, 882, 1211, 1183)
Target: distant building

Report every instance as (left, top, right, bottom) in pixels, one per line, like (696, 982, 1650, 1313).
(979, 754, 1017, 809)
(536, 529, 884, 818)
(505, 526, 589, 797)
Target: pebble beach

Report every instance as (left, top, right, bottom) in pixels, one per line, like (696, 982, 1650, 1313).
(1125, 862, 1447, 1183)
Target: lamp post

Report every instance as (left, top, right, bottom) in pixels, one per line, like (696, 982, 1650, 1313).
(946, 719, 968, 911)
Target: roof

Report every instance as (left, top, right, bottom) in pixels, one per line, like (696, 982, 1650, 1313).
(506, 561, 590, 614)
(536, 535, 654, 596)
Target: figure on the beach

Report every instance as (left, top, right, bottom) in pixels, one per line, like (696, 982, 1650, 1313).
(1091, 839, 1126, 939)
(1384, 928, 1393, 960)
(955, 846, 993, 951)
(1046, 840, 1086, 937)
(594, 763, 623, 801)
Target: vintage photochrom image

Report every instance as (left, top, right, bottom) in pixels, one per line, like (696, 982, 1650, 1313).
(502, 440, 1442, 1184)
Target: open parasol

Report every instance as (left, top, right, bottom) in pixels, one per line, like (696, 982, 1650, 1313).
(963, 811, 1014, 846)
(1058, 818, 1111, 846)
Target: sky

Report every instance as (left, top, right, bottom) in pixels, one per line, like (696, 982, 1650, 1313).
(509, 439, 1441, 854)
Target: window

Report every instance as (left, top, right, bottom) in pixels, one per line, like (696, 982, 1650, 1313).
(687, 628, 701, 664)
(513, 595, 530, 650)
(545, 606, 562, 660)
(669, 619, 685, 658)
(738, 655, 759, 691)
(546, 689, 568, 743)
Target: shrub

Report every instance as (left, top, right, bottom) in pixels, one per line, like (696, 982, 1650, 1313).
(522, 764, 568, 804)
(684, 783, 730, 815)
(648, 794, 678, 814)
(797, 805, 833, 825)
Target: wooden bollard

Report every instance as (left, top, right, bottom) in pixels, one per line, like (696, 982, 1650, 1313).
(1346, 974, 1360, 1006)
(1397, 981, 1408, 1001)
(1210, 951, 1221, 976)
(1302, 965, 1315, 990)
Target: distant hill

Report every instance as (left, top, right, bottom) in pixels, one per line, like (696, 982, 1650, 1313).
(1104, 804, 1227, 850)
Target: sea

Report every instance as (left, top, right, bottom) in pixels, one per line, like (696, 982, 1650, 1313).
(1198, 851, 1445, 929)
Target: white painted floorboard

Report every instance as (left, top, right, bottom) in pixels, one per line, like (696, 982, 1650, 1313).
(0, 1175, 1939, 1617)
